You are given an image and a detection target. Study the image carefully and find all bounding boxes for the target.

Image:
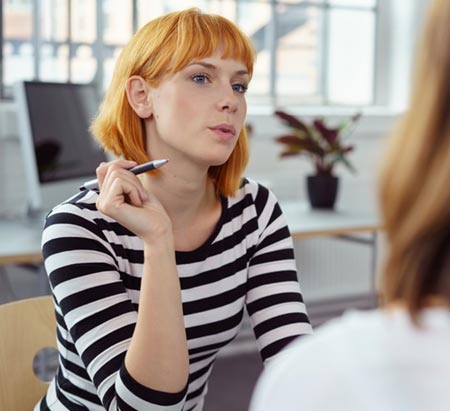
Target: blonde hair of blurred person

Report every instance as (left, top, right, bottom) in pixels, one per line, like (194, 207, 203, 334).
(379, 0, 450, 315)
(250, 1, 450, 410)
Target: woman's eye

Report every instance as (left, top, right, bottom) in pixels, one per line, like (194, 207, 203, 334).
(192, 74, 210, 84)
(232, 83, 248, 94)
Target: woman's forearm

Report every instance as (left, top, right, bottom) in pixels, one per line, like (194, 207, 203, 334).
(125, 238, 189, 393)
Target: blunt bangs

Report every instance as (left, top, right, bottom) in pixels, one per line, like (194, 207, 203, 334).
(166, 10, 255, 78)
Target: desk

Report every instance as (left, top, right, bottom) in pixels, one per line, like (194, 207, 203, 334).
(1, 202, 381, 266)
(281, 201, 380, 238)
(0, 218, 46, 300)
(0, 218, 44, 265)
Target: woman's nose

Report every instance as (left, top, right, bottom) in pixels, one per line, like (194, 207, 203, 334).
(218, 87, 239, 112)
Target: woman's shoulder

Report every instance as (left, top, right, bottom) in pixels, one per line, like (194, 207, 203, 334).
(275, 309, 383, 361)
(231, 177, 278, 207)
(239, 177, 270, 195)
(44, 190, 139, 241)
(278, 307, 450, 366)
(43, 189, 117, 237)
(250, 311, 377, 411)
(46, 190, 99, 220)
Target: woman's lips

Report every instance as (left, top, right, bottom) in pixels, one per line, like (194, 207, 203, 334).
(209, 124, 236, 140)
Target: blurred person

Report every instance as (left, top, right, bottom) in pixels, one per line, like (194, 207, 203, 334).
(35, 8, 312, 411)
(250, 0, 450, 409)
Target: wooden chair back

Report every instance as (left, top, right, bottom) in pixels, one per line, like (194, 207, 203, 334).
(0, 296, 57, 410)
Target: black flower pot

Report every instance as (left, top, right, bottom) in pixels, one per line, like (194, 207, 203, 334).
(306, 175, 339, 209)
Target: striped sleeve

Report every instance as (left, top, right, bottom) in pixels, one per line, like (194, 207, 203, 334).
(245, 185, 312, 363)
(42, 203, 187, 411)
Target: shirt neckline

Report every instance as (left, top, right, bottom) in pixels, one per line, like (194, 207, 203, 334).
(175, 194, 227, 258)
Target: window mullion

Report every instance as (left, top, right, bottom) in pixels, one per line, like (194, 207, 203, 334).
(94, 0, 105, 88)
(371, 0, 380, 105)
(373, 0, 389, 106)
(132, 0, 138, 33)
(67, 0, 72, 81)
(269, 0, 277, 106)
(33, 0, 41, 79)
(320, 1, 329, 105)
(0, 0, 4, 97)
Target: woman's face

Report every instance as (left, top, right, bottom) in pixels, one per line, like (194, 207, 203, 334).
(145, 50, 250, 168)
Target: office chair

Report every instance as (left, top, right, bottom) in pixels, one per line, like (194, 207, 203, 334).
(0, 295, 57, 410)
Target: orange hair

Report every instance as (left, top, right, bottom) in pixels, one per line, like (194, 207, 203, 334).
(378, 0, 450, 318)
(90, 8, 255, 196)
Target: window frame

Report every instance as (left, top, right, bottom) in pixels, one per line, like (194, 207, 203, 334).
(0, 0, 427, 115)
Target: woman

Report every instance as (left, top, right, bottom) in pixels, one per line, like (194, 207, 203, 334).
(37, 8, 312, 411)
(250, 0, 450, 410)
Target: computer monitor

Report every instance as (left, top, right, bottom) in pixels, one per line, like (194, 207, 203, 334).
(14, 80, 107, 216)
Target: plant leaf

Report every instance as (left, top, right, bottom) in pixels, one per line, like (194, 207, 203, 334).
(342, 144, 354, 153)
(275, 135, 303, 145)
(331, 152, 357, 173)
(274, 110, 311, 136)
(338, 111, 362, 134)
(276, 135, 325, 157)
(273, 109, 361, 175)
(280, 150, 307, 158)
(313, 119, 339, 145)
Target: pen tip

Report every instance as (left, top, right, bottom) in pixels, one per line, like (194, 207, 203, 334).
(155, 159, 169, 168)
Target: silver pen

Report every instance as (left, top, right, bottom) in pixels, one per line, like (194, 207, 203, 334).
(79, 159, 169, 191)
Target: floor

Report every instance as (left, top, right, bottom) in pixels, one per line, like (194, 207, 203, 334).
(206, 349, 263, 411)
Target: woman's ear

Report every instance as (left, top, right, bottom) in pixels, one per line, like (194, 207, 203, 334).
(125, 76, 152, 119)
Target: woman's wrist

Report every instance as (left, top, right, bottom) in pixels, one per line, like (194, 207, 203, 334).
(143, 231, 175, 258)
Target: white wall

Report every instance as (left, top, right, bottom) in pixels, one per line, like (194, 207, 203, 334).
(0, 102, 28, 217)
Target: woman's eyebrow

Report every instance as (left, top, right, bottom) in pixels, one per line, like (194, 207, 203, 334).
(187, 61, 249, 77)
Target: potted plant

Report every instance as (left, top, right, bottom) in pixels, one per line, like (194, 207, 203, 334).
(274, 110, 361, 209)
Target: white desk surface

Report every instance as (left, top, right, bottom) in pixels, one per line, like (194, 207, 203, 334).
(280, 201, 381, 239)
(0, 201, 381, 265)
(0, 217, 45, 265)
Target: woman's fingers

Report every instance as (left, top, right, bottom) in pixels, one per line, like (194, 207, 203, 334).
(95, 160, 149, 212)
(94, 160, 172, 240)
(96, 159, 137, 191)
(99, 178, 142, 210)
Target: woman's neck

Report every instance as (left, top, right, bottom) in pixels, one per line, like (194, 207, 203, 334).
(141, 165, 219, 230)
(142, 166, 221, 251)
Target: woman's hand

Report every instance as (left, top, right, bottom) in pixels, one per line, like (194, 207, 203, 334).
(95, 159, 173, 244)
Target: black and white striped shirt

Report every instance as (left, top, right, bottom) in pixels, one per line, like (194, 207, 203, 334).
(37, 178, 312, 411)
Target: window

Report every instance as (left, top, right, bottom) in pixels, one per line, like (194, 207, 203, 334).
(1, 0, 377, 106)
